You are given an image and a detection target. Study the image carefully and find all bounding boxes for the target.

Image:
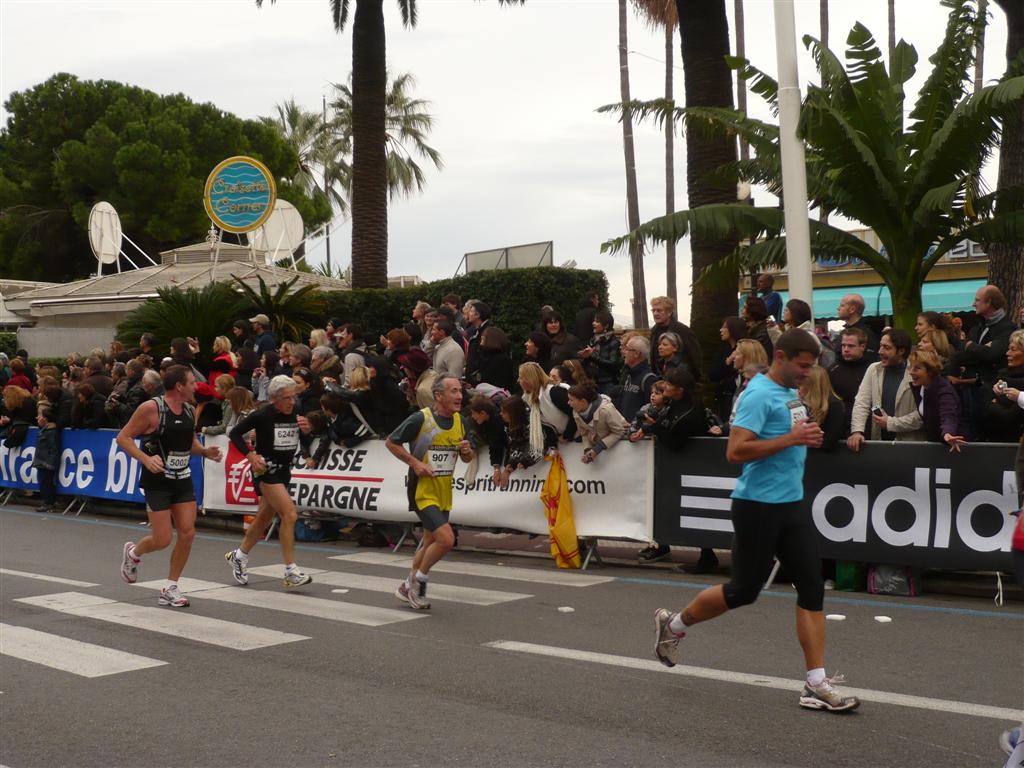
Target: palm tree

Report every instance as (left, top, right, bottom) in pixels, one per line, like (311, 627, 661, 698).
(233, 275, 325, 342)
(261, 99, 345, 214)
(887, 0, 896, 69)
(988, 0, 1024, 313)
(633, 0, 679, 307)
(602, 1, 1024, 332)
(116, 283, 244, 357)
(328, 72, 442, 203)
(674, 0, 739, 371)
(617, 0, 648, 329)
(255, 0, 523, 290)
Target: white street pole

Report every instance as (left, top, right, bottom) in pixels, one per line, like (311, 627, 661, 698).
(773, 0, 814, 314)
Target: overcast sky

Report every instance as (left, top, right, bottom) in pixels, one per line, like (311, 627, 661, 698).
(0, 0, 1010, 324)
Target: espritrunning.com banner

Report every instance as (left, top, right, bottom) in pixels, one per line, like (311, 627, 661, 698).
(654, 437, 1018, 571)
(202, 435, 653, 541)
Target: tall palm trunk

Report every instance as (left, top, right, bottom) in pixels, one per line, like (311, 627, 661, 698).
(987, 0, 1024, 313)
(975, 0, 987, 93)
(664, 23, 677, 306)
(350, 0, 389, 288)
(819, 0, 828, 48)
(618, 0, 648, 329)
(734, 0, 748, 161)
(676, 0, 738, 375)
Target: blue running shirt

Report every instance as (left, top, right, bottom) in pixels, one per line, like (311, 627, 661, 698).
(730, 373, 809, 504)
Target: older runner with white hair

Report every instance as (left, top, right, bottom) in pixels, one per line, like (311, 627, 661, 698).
(224, 375, 313, 589)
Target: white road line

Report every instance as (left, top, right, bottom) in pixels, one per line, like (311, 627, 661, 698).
(15, 592, 309, 651)
(0, 623, 166, 677)
(134, 578, 424, 627)
(333, 552, 614, 587)
(247, 566, 533, 606)
(0, 569, 98, 588)
(483, 641, 1024, 722)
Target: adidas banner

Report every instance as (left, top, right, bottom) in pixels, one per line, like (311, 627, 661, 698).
(654, 437, 1018, 571)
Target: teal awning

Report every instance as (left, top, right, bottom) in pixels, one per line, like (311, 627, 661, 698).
(773, 279, 984, 318)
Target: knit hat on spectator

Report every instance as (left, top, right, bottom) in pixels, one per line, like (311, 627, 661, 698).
(397, 348, 431, 379)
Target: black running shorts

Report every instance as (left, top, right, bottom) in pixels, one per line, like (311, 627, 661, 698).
(144, 480, 196, 513)
(252, 468, 292, 497)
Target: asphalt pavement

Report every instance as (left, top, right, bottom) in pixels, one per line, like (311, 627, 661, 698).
(1, 504, 1021, 768)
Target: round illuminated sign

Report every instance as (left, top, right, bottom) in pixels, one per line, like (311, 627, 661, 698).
(203, 156, 277, 233)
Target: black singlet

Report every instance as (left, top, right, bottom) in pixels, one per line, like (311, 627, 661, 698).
(140, 397, 195, 486)
(229, 404, 300, 474)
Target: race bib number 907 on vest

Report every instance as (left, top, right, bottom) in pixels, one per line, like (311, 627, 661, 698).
(428, 447, 458, 477)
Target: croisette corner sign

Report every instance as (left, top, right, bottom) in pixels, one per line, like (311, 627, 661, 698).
(203, 155, 277, 234)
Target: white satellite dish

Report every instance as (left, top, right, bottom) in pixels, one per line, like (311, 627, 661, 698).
(247, 199, 304, 266)
(88, 201, 123, 265)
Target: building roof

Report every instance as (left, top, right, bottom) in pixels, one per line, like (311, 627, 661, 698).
(5, 243, 349, 319)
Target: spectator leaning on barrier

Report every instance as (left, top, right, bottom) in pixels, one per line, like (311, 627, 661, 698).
(828, 327, 873, 437)
(567, 383, 629, 465)
(799, 366, 845, 452)
(615, 335, 656, 422)
(646, 367, 719, 572)
(980, 328, 1024, 442)
(467, 395, 508, 487)
(836, 293, 879, 352)
(847, 328, 924, 452)
(518, 361, 575, 453)
(429, 318, 465, 381)
(907, 348, 966, 452)
(650, 296, 702, 379)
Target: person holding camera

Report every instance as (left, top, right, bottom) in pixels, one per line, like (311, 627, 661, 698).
(846, 329, 925, 452)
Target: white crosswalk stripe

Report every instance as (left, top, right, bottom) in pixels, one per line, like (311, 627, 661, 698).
(0, 622, 166, 677)
(332, 551, 615, 587)
(15, 592, 309, 650)
(247, 566, 533, 606)
(134, 578, 425, 627)
(0, 568, 98, 588)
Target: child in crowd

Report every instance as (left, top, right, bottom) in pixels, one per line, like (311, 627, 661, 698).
(499, 395, 541, 483)
(628, 380, 669, 442)
(33, 404, 60, 513)
(566, 383, 629, 464)
(301, 410, 330, 468)
(203, 386, 255, 437)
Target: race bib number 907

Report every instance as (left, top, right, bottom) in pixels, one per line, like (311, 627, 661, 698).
(428, 447, 457, 477)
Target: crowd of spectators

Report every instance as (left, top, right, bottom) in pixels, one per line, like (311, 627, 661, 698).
(3, 281, 1023, 559)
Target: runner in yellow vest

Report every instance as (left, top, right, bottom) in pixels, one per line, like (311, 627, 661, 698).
(386, 375, 475, 609)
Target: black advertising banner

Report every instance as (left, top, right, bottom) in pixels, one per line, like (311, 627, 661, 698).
(654, 438, 1017, 571)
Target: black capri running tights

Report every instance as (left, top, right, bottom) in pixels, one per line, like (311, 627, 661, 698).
(722, 498, 824, 612)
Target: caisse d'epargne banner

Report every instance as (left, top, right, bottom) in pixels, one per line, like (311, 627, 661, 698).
(0, 428, 204, 503)
(654, 437, 1018, 571)
(202, 435, 653, 541)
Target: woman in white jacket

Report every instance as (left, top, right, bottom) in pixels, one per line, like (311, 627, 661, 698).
(517, 362, 575, 454)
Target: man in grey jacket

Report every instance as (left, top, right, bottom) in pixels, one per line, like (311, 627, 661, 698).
(429, 318, 465, 381)
(847, 328, 925, 452)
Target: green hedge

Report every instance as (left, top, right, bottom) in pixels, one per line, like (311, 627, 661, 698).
(322, 267, 609, 359)
(0, 332, 18, 358)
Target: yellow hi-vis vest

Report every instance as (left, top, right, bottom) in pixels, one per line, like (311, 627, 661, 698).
(409, 407, 464, 513)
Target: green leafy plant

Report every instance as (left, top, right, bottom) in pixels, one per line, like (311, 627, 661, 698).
(601, 0, 1024, 331)
(233, 275, 325, 343)
(116, 282, 244, 357)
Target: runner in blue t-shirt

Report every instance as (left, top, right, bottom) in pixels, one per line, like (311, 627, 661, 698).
(652, 329, 860, 713)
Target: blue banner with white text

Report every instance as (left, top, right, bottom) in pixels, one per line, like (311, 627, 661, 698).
(0, 428, 204, 505)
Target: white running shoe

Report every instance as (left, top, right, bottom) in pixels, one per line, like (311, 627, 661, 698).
(158, 584, 190, 608)
(120, 542, 140, 584)
(225, 550, 248, 585)
(799, 675, 860, 712)
(653, 608, 683, 667)
(407, 579, 431, 610)
(283, 569, 312, 589)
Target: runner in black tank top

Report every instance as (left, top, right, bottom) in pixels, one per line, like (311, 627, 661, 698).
(115, 365, 223, 608)
(224, 375, 313, 590)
